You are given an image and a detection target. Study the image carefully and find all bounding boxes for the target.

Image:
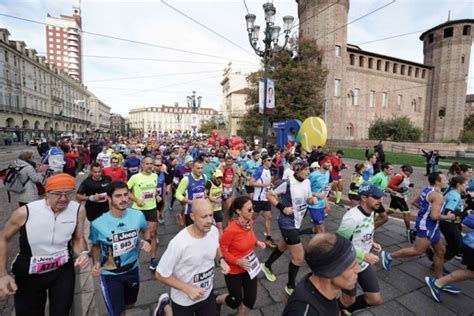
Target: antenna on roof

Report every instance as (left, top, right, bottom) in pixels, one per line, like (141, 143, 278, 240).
(447, 10, 451, 21)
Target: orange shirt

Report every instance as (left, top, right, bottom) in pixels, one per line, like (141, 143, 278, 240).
(219, 220, 258, 275)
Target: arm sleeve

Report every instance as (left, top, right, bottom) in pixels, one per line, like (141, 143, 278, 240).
(156, 239, 180, 278)
(175, 177, 189, 201)
(272, 180, 288, 195)
(283, 302, 321, 316)
(77, 180, 88, 195)
(89, 224, 98, 245)
(252, 167, 263, 181)
(121, 169, 128, 182)
(25, 166, 44, 183)
(388, 175, 403, 191)
(219, 228, 239, 265)
(127, 175, 135, 190)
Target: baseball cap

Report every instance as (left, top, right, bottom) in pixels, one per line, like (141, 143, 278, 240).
(358, 184, 385, 198)
(130, 149, 136, 154)
(184, 155, 194, 163)
(310, 161, 320, 169)
(213, 169, 223, 178)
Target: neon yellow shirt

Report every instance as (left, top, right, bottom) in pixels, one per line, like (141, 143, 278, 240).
(127, 172, 158, 210)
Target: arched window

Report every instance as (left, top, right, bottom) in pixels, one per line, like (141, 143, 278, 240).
(349, 54, 355, 66)
(439, 107, 446, 118)
(462, 54, 465, 64)
(463, 25, 471, 36)
(346, 123, 354, 137)
(347, 90, 354, 106)
(412, 99, 417, 112)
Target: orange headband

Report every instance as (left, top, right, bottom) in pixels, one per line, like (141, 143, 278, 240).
(46, 173, 76, 192)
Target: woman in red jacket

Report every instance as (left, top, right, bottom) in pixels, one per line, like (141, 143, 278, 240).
(217, 195, 266, 315)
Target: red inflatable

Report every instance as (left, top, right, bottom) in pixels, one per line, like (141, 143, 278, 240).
(208, 137, 216, 146)
(211, 130, 219, 139)
(218, 136, 227, 145)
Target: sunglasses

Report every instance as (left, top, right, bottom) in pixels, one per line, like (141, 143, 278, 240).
(48, 190, 76, 198)
(154, 164, 162, 167)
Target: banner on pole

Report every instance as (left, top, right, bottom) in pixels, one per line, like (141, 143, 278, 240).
(259, 79, 275, 115)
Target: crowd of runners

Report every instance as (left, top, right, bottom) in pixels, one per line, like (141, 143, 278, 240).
(0, 134, 473, 316)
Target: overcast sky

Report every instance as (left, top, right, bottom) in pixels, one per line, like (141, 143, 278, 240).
(1, 0, 473, 117)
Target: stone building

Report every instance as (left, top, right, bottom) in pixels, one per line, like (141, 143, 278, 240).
(220, 64, 252, 136)
(128, 105, 219, 137)
(89, 94, 111, 135)
(110, 113, 127, 137)
(0, 28, 108, 142)
(297, 0, 473, 141)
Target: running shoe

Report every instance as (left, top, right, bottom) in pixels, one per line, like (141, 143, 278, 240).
(425, 276, 442, 303)
(261, 263, 276, 282)
(441, 284, 461, 294)
(154, 293, 170, 316)
(264, 237, 277, 249)
(284, 285, 294, 296)
(149, 258, 159, 271)
(381, 251, 392, 271)
(454, 254, 462, 261)
(409, 229, 416, 244)
(176, 214, 185, 227)
(158, 217, 165, 224)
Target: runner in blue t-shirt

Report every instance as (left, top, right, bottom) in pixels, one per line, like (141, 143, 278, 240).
(90, 181, 151, 316)
(123, 150, 141, 179)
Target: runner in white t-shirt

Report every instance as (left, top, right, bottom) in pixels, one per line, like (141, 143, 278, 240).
(154, 199, 230, 315)
(97, 147, 112, 169)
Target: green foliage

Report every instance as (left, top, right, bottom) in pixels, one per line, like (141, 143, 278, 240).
(465, 113, 474, 130)
(240, 38, 328, 136)
(368, 116, 423, 142)
(462, 114, 474, 143)
(199, 118, 217, 134)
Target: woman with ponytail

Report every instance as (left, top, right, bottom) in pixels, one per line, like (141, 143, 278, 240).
(216, 196, 266, 315)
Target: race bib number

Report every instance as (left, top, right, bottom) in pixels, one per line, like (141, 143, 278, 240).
(192, 266, 214, 289)
(97, 192, 108, 202)
(224, 187, 233, 195)
(29, 250, 69, 274)
(129, 167, 139, 173)
(142, 191, 154, 200)
(156, 187, 163, 197)
(193, 192, 205, 200)
(293, 198, 307, 228)
(245, 251, 261, 280)
(112, 230, 138, 257)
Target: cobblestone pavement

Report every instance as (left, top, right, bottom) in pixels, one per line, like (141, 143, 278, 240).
(1, 162, 474, 315)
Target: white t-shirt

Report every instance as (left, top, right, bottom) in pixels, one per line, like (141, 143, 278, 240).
(282, 168, 294, 180)
(97, 152, 112, 168)
(252, 166, 272, 201)
(273, 176, 312, 229)
(156, 226, 219, 306)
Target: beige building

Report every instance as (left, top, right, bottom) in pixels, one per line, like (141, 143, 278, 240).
(220, 64, 251, 136)
(0, 28, 106, 142)
(297, 0, 473, 141)
(466, 94, 474, 117)
(128, 105, 219, 136)
(110, 113, 127, 137)
(89, 93, 111, 134)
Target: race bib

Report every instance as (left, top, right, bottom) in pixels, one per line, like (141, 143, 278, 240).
(97, 192, 108, 203)
(112, 230, 138, 257)
(193, 192, 205, 200)
(129, 167, 139, 173)
(156, 187, 163, 197)
(245, 251, 261, 280)
(192, 266, 214, 289)
(29, 250, 69, 274)
(293, 198, 307, 228)
(142, 191, 154, 200)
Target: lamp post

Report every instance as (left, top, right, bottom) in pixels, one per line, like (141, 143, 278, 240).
(187, 91, 202, 136)
(174, 102, 183, 132)
(245, 2, 294, 147)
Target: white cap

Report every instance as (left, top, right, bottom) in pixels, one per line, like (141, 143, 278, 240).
(310, 162, 320, 169)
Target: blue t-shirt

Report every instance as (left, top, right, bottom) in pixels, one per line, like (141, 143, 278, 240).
(90, 209, 147, 275)
(243, 159, 261, 184)
(362, 164, 374, 181)
(123, 157, 141, 179)
(442, 190, 462, 215)
(308, 170, 330, 209)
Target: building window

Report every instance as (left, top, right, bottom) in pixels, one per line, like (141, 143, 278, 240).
(444, 27, 453, 38)
(354, 88, 360, 106)
(401, 65, 406, 75)
(49, 37, 53, 42)
(334, 79, 341, 97)
(368, 58, 373, 69)
(408, 66, 413, 76)
(439, 107, 446, 118)
(347, 90, 354, 106)
(369, 90, 375, 107)
(381, 92, 388, 108)
(55, 27, 60, 31)
(428, 33, 434, 43)
(377, 60, 382, 70)
(4, 49, 8, 62)
(393, 63, 398, 73)
(417, 97, 423, 112)
(48, 31, 53, 36)
(359, 56, 364, 67)
(349, 54, 355, 65)
(397, 94, 402, 110)
(385, 62, 390, 72)
(422, 69, 426, 79)
(415, 68, 420, 78)
(412, 99, 417, 112)
(335, 45, 341, 57)
(462, 54, 465, 64)
(347, 123, 354, 137)
(463, 25, 472, 36)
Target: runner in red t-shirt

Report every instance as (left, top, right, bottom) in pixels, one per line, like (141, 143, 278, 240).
(221, 156, 238, 214)
(330, 150, 346, 205)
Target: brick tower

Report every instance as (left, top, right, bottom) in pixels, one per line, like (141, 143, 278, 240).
(421, 19, 474, 141)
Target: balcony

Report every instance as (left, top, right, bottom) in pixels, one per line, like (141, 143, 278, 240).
(0, 104, 22, 113)
(67, 28, 79, 35)
(68, 41, 79, 47)
(68, 64, 79, 70)
(68, 47, 79, 54)
(22, 107, 53, 118)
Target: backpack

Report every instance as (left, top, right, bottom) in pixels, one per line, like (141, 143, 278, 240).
(3, 165, 29, 195)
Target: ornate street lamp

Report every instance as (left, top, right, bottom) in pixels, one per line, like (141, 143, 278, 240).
(174, 102, 183, 132)
(245, 2, 294, 147)
(187, 91, 202, 137)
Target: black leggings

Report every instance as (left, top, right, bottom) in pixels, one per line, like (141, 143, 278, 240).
(224, 272, 258, 310)
(14, 261, 75, 316)
(172, 292, 215, 316)
(439, 221, 463, 261)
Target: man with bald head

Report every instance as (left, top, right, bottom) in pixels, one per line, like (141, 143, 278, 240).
(155, 199, 230, 315)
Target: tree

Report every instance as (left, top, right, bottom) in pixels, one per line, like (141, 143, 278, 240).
(461, 113, 474, 143)
(368, 116, 423, 142)
(199, 118, 217, 134)
(240, 38, 328, 137)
